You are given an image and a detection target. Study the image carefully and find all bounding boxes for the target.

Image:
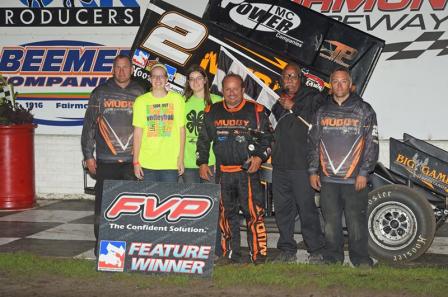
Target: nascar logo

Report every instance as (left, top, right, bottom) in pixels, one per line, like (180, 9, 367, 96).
(228, 2, 301, 33)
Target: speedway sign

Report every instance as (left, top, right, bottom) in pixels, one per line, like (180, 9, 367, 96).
(97, 180, 220, 277)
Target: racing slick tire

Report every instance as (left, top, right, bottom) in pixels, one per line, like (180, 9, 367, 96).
(367, 184, 436, 263)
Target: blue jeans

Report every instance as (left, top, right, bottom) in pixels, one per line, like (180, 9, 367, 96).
(320, 181, 373, 266)
(142, 169, 178, 183)
(179, 167, 222, 256)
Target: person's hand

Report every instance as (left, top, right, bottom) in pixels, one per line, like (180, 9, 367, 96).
(134, 163, 144, 180)
(85, 158, 96, 176)
(199, 164, 213, 181)
(309, 174, 321, 191)
(177, 157, 185, 176)
(279, 93, 294, 110)
(355, 175, 367, 191)
(247, 156, 262, 173)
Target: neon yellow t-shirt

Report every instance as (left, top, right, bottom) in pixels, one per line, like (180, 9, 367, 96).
(133, 91, 185, 170)
(184, 94, 222, 169)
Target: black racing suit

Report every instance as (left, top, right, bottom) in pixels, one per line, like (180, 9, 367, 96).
(197, 99, 272, 262)
(307, 93, 379, 265)
(81, 78, 145, 253)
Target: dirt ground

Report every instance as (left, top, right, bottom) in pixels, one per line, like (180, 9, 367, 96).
(0, 270, 430, 297)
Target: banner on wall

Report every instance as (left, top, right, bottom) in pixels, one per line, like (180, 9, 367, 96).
(0, 0, 143, 134)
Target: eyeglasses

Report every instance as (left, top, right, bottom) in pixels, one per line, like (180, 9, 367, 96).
(282, 73, 300, 81)
(151, 75, 167, 80)
(188, 76, 205, 82)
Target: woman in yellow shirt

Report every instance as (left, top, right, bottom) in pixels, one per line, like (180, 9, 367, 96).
(132, 63, 185, 182)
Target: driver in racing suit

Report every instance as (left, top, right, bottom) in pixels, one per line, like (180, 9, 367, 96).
(196, 74, 272, 264)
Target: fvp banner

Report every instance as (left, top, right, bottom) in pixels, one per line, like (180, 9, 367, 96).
(97, 180, 220, 277)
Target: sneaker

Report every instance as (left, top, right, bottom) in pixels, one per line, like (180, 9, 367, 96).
(214, 256, 241, 266)
(271, 251, 297, 263)
(353, 262, 373, 269)
(308, 253, 324, 264)
(252, 255, 267, 265)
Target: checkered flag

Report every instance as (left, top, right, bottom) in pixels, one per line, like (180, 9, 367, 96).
(0, 83, 15, 106)
(383, 31, 448, 60)
(211, 46, 280, 126)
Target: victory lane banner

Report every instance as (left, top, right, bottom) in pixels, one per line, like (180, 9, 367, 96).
(97, 180, 220, 277)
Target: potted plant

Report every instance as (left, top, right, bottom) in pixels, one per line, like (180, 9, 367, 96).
(0, 74, 37, 209)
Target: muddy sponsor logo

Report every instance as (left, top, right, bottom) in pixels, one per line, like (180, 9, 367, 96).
(225, 1, 304, 47)
(105, 193, 214, 223)
(321, 117, 360, 127)
(1, 0, 140, 26)
(214, 119, 250, 128)
(103, 99, 134, 109)
(394, 153, 448, 192)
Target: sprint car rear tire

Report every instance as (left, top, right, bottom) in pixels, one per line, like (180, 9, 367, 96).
(368, 185, 436, 263)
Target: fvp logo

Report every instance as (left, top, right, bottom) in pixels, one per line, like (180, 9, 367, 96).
(22, 0, 139, 7)
(105, 194, 214, 223)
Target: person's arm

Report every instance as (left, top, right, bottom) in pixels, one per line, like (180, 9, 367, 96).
(356, 106, 379, 191)
(132, 96, 145, 180)
(248, 105, 273, 173)
(178, 126, 186, 176)
(307, 110, 322, 191)
(133, 127, 144, 180)
(196, 109, 213, 180)
(81, 91, 100, 175)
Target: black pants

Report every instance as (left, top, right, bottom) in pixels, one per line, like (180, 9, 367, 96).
(273, 168, 325, 254)
(320, 182, 373, 266)
(94, 161, 134, 253)
(219, 171, 267, 262)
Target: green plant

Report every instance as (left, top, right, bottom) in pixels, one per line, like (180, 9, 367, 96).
(0, 74, 34, 125)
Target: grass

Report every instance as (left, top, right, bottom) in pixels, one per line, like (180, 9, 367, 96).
(1, 252, 448, 296)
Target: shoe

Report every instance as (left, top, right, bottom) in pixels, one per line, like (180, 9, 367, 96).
(271, 251, 297, 263)
(308, 253, 324, 264)
(214, 256, 241, 266)
(353, 262, 373, 269)
(252, 255, 267, 265)
(357, 263, 373, 270)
